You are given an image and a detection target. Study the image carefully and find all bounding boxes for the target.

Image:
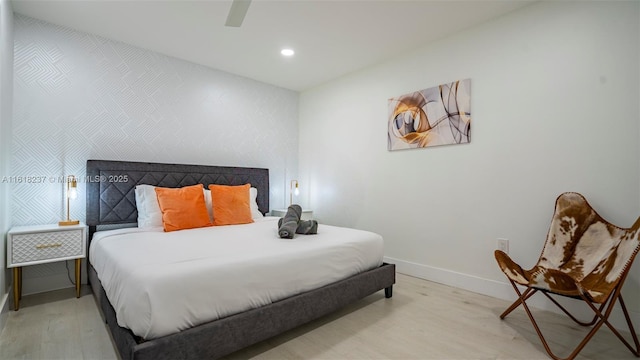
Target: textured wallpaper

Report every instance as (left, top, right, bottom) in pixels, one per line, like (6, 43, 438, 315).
(12, 14, 299, 227)
(1, 0, 14, 305)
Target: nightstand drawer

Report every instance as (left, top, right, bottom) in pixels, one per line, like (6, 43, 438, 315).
(11, 229, 83, 264)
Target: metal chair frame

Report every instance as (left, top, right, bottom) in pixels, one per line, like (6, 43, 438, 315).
(500, 271, 639, 360)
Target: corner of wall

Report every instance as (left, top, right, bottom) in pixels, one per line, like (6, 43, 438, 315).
(0, 0, 14, 336)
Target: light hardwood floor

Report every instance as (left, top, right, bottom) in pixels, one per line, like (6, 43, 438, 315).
(0, 273, 637, 359)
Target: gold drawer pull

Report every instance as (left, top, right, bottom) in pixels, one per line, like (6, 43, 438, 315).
(35, 243, 62, 249)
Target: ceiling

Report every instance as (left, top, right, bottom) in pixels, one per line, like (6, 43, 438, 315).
(11, 0, 535, 91)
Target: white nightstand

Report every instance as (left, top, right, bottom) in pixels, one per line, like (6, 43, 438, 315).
(270, 209, 313, 220)
(7, 223, 87, 310)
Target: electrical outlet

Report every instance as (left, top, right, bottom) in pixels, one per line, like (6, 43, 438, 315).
(497, 238, 509, 254)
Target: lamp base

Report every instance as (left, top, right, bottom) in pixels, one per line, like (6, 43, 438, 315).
(59, 220, 80, 226)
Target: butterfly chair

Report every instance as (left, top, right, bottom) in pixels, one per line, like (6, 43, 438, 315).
(495, 192, 640, 360)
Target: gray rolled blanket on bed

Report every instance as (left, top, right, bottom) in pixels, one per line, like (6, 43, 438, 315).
(294, 219, 318, 234)
(277, 205, 318, 238)
(277, 218, 319, 235)
(278, 205, 302, 239)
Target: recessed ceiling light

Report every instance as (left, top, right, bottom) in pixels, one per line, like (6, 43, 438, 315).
(281, 49, 295, 57)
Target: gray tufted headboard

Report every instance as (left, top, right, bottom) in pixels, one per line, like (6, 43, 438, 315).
(86, 160, 269, 238)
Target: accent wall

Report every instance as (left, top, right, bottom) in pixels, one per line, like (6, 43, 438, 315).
(12, 14, 299, 294)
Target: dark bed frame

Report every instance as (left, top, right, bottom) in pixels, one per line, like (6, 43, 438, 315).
(85, 159, 396, 360)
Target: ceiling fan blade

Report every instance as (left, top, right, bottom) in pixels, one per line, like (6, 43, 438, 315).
(225, 0, 252, 27)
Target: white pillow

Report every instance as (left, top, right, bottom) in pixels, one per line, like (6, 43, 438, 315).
(203, 189, 213, 222)
(250, 187, 264, 219)
(134, 184, 163, 228)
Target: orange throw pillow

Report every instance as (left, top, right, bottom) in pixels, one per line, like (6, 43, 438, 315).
(209, 184, 254, 226)
(154, 184, 213, 232)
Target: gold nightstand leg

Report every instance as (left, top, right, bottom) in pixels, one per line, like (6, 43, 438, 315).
(18, 267, 22, 300)
(75, 259, 81, 298)
(13, 267, 20, 311)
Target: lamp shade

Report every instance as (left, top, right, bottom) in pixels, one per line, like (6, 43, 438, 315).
(59, 175, 79, 226)
(290, 180, 299, 206)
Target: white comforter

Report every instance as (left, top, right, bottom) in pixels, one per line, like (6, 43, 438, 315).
(89, 217, 383, 339)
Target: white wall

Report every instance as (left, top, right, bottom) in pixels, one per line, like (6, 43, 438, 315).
(300, 1, 640, 326)
(12, 14, 299, 295)
(0, 0, 13, 332)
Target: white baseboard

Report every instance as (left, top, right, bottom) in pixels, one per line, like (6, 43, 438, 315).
(22, 272, 77, 296)
(19, 260, 87, 296)
(0, 290, 9, 336)
(384, 256, 640, 333)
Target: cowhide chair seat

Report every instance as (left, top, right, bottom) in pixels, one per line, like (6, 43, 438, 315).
(495, 192, 640, 360)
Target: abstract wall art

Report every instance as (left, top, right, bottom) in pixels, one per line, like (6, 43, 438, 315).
(388, 79, 471, 151)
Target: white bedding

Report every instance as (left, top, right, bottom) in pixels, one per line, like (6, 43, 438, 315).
(89, 217, 384, 339)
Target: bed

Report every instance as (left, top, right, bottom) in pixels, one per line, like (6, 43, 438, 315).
(85, 159, 396, 360)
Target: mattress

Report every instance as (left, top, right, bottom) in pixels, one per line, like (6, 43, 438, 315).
(89, 217, 384, 339)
